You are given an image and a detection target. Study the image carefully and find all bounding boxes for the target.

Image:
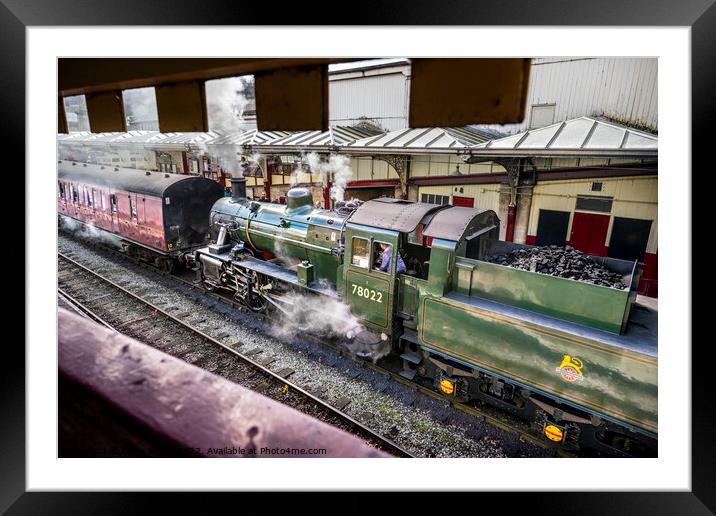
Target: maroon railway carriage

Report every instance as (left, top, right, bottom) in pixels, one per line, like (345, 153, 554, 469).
(58, 161, 224, 269)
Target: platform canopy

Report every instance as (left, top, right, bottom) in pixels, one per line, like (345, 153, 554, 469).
(341, 126, 500, 155)
(467, 116, 657, 158)
(247, 125, 383, 153)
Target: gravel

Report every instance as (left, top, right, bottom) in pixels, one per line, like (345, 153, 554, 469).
(59, 232, 555, 458)
(484, 245, 630, 289)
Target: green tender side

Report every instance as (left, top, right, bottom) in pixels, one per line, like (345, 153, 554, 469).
(468, 260, 632, 334)
(418, 294, 657, 434)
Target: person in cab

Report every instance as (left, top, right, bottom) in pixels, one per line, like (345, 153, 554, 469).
(375, 242, 406, 274)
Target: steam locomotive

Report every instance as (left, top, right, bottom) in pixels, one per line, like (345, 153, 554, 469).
(195, 177, 657, 456)
(58, 162, 657, 456)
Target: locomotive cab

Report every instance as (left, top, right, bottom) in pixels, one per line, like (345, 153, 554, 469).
(344, 199, 501, 339)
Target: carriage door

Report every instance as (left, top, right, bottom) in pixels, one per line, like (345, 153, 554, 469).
(109, 192, 119, 232)
(129, 193, 138, 238)
(344, 226, 398, 336)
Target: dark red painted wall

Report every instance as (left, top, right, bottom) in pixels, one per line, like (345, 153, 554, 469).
(569, 212, 610, 257)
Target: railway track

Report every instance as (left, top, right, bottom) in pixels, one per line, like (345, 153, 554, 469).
(58, 230, 573, 456)
(57, 251, 413, 458)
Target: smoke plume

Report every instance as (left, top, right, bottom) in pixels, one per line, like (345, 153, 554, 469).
(122, 88, 159, 130)
(211, 144, 243, 177)
(59, 215, 122, 249)
(271, 289, 391, 362)
(205, 76, 255, 133)
(306, 152, 354, 202)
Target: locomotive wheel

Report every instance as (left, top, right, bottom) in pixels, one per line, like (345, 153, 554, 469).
(246, 291, 268, 313)
(161, 259, 175, 274)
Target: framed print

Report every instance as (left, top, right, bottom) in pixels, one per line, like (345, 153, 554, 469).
(4, 0, 712, 511)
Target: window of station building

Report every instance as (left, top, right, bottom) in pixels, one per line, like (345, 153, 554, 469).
(421, 193, 450, 205)
(63, 95, 91, 132)
(122, 87, 160, 131)
(205, 75, 256, 132)
(575, 195, 613, 213)
(529, 104, 556, 129)
(351, 237, 370, 268)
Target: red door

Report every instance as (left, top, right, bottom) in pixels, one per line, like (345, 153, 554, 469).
(569, 212, 610, 256)
(452, 196, 474, 208)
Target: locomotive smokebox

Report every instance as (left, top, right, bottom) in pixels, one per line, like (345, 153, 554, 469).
(230, 177, 247, 202)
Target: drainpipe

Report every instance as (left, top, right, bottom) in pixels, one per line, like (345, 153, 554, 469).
(263, 159, 272, 200)
(505, 205, 516, 242)
(505, 160, 521, 243)
(323, 177, 332, 210)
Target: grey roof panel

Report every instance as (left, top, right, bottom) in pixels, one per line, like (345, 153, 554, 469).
(348, 198, 444, 232)
(423, 206, 495, 241)
(57, 160, 216, 197)
(474, 116, 657, 154)
(346, 126, 492, 151)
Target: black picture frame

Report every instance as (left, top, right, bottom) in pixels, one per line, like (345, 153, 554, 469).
(5, 0, 711, 512)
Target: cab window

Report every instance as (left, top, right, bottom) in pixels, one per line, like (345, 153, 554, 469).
(351, 237, 370, 268)
(372, 241, 391, 273)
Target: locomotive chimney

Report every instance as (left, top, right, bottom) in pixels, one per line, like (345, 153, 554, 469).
(230, 177, 247, 202)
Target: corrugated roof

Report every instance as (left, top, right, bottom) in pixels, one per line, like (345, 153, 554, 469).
(207, 130, 291, 146)
(57, 130, 224, 147)
(470, 117, 657, 157)
(58, 126, 379, 152)
(258, 126, 382, 148)
(343, 126, 493, 154)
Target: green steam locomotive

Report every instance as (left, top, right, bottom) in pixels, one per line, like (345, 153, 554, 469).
(195, 178, 657, 456)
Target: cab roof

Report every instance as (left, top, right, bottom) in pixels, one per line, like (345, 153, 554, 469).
(349, 197, 498, 242)
(423, 206, 497, 242)
(349, 198, 444, 233)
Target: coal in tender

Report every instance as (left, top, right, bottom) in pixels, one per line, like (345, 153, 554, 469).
(484, 245, 629, 289)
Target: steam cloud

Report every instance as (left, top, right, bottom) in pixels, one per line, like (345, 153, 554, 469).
(305, 152, 354, 202)
(271, 291, 391, 362)
(59, 215, 122, 249)
(123, 87, 159, 130)
(205, 76, 255, 134)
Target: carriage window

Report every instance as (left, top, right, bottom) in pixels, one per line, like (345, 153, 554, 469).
(351, 237, 370, 268)
(71, 185, 78, 203)
(110, 194, 118, 213)
(130, 197, 137, 218)
(58, 182, 64, 198)
(87, 188, 94, 208)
